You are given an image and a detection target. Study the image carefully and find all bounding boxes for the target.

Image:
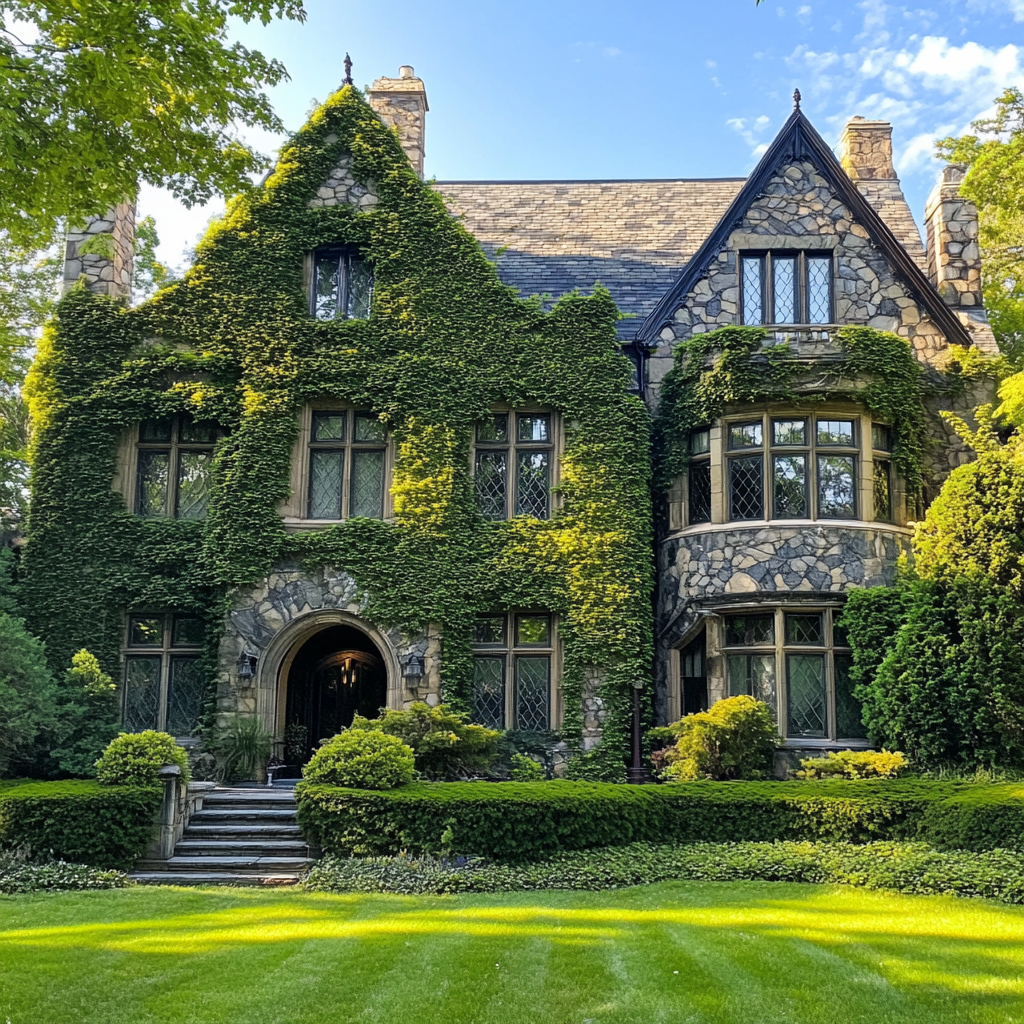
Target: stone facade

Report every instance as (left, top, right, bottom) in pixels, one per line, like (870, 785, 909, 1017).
(367, 67, 428, 178)
(307, 152, 379, 210)
(62, 202, 135, 300)
(926, 165, 983, 310)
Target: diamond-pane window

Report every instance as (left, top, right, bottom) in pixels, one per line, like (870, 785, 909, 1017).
(136, 451, 170, 518)
(773, 257, 796, 323)
(787, 653, 827, 737)
(807, 257, 831, 323)
(166, 657, 204, 736)
(313, 413, 345, 442)
(354, 414, 386, 442)
(176, 452, 212, 520)
(307, 409, 387, 521)
(516, 452, 550, 519)
(311, 248, 374, 321)
(309, 451, 343, 519)
(688, 462, 712, 524)
(124, 657, 161, 732)
(473, 658, 506, 729)
(742, 257, 763, 325)
(873, 459, 892, 522)
(729, 455, 764, 520)
(475, 451, 508, 520)
(475, 410, 554, 521)
(477, 415, 508, 443)
(785, 613, 823, 646)
(518, 415, 550, 443)
(818, 455, 856, 518)
(515, 656, 550, 731)
(350, 450, 385, 518)
(773, 455, 807, 518)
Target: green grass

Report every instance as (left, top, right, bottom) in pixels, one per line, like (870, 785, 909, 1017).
(3, 881, 1024, 1023)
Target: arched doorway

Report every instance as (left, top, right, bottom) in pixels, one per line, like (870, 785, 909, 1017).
(283, 624, 387, 762)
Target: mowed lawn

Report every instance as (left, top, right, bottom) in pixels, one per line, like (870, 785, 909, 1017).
(2, 882, 1024, 1024)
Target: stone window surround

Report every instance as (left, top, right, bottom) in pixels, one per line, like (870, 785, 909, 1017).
(470, 407, 562, 521)
(740, 249, 834, 327)
(280, 401, 395, 530)
(670, 603, 870, 749)
(470, 611, 563, 731)
(669, 404, 907, 533)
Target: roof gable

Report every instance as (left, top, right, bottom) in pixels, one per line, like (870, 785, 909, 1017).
(635, 109, 972, 347)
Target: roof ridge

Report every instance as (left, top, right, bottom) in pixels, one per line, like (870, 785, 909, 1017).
(434, 177, 748, 185)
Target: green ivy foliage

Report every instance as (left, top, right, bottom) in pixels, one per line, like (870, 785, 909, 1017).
(654, 324, 929, 493)
(20, 84, 652, 774)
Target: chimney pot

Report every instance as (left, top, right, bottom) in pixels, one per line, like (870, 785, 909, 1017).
(399, 65, 414, 79)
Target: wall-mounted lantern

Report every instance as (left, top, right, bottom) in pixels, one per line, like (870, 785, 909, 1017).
(402, 654, 425, 691)
(238, 650, 259, 681)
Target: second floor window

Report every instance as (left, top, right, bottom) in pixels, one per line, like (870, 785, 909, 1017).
(741, 251, 832, 326)
(135, 417, 217, 520)
(311, 247, 373, 321)
(474, 412, 553, 521)
(308, 410, 387, 520)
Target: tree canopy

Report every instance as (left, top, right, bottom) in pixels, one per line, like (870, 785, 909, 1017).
(0, 0, 307, 248)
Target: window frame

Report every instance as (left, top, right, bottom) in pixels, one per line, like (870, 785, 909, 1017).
(472, 409, 558, 522)
(720, 605, 864, 745)
(133, 416, 218, 520)
(305, 407, 388, 521)
(122, 612, 205, 738)
(470, 611, 559, 730)
(740, 250, 834, 326)
(309, 246, 374, 321)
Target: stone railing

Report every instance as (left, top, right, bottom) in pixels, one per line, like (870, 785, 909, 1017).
(145, 765, 217, 861)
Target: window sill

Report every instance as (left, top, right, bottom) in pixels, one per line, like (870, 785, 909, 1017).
(282, 516, 393, 532)
(667, 518, 913, 539)
(780, 737, 872, 749)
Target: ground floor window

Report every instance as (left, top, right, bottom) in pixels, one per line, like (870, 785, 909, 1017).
(123, 613, 205, 736)
(471, 612, 555, 730)
(722, 606, 865, 742)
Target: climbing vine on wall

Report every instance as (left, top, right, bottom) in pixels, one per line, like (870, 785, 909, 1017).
(654, 324, 933, 496)
(22, 84, 652, 781)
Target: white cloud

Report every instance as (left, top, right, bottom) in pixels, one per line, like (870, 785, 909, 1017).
(727, 114, 774, 157)
(603, 47, 622, 58)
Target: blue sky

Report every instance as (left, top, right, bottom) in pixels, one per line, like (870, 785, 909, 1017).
(142, 0, 1024, 269)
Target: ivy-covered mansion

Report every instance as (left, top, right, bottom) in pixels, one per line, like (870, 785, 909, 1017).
(23, 68, 996, 777)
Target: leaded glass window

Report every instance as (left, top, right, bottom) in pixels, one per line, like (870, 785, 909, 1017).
(311, 248, 374, 320)
(729, 455, 764, 520)
(687, 427, 712, 525)
(123, 613, 204, 737)
(474, 411, 554, 521)
(306, 409, 387, 520)
(787, 653, 827, 737)
(471, 612, 556, 730)
(872, 423, 894, 523)
(739, 251, 832, 325)
(134, 416, 218, 520)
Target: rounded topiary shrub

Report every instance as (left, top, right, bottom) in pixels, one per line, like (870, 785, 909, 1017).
(95, 731, 190, 787)
(303, 730, 415, 790)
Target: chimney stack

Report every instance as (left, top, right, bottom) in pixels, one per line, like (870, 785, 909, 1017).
(367, 66, 428, 178)
(62, 201, 135, 301)
(925, 164, 983, 310)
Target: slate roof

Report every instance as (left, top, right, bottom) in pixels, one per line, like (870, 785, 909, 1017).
(435, 179, 745, 340)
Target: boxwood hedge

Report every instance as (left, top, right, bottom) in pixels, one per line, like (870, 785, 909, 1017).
(297, 779, 1022, 860)
(0, 781, 161, 869)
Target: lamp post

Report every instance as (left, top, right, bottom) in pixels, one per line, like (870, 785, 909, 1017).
(627, 679, 647, 785)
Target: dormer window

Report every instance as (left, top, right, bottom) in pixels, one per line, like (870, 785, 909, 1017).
(741, 251, 832, 326)
(311, 247, 373, 320)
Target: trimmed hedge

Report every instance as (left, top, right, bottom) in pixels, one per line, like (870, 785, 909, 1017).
(296, 779, 1019, 860)
(0, 781, 161, 869)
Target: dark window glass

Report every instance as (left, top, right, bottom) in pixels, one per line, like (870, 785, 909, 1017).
(350, 450, 385, 518)
(139, 419, 173, 443)
(873, 459, 892, 522)
(832, 616, 850, 648)
(773, 454, 807, 518)
(807, 257, 831, 324)
(179, 420, 217, 443)
(725, 614, 775, 646)
(312, 250, 373, 321)
(817, 419, 855, 446)
(517, 415, 550, 443)
(347, 257, 374, 320)
(729, 455, 764, 520)
(313, 251, 342, 320)
(166, 657, 204, 736)
(787, 653, 827, 738)
(308, 451, 344, 519)
(727, 653, 776, 706)
(516, 615, 550, 646)
(688, 462, 712, 524)
(475, 451, 508, 520)
(785, 612, 824, 646)
(773, 257, 796, 323)
(515, 656, 550, 730)
(872, 424, 892, 452)
(742, 257, 763, 325)
(516, 452, 550, 518)
(354, 414, 386, 443)
(176, 452, 212, 520)
(312, 412, 346, 442)
(728, 422, 763, 449)
(129, 616, 163, 647)
(690, 429, 711, 455)
(772, 419, 806, 446)
(477, 415, 508, 443)
(473, 615, 506, 646)
(834, 652, 867, 739)
(172, 616, 204, 647)
(473, 658, 505, 729)
(123, 656, 161, 732)
(135, 451, 170, 517)
(818, 455, 856, 518)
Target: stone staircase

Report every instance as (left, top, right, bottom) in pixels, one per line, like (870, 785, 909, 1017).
(130, 786, 317, 886)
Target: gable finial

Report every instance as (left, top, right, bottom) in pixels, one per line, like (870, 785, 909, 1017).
(793, 88, 802, 111)
(343, 53, 353, 87)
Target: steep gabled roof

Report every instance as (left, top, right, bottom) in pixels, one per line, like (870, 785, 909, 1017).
(635, 108, 973, 348)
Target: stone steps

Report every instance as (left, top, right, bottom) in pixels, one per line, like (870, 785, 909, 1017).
(130, 786, 317, 887)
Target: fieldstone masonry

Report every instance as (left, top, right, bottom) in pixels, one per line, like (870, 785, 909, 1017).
(367, 66, 428, 178)
(926, 165, 983, 310)
(307, 150, 379, 210)
(62, 202, 135, 300)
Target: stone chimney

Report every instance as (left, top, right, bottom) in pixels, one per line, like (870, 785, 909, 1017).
(925, 164, 982, 310)
(837, 116, 927, 270)
(62, 201, 135, 301)
(367, 66, 428, 177)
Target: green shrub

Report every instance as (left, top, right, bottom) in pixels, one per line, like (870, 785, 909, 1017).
(918, 784, 1024, 852)
(509, 753, 545, 782)
(0, 611, 55, 777)
(48, 649, 120, 778)
(95, 731, 190, 787)
(351, 703, 499, 780)
(0, 850, 129, 893)
(303, 840, 1024, 904)
(297, 778, 955, 860)
(0, 780, 161, 868)
(662, 696, 778, 781)
(303, 730, 415, 790)
(210, 714, 272, 783)
(796, 749, 908, 780)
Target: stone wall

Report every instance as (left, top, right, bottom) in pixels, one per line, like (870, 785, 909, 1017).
(62, 202, 135, 300)
(926, 165, 983, 311)
(367, 67, 428, 178)
(307, 151, 379, 211)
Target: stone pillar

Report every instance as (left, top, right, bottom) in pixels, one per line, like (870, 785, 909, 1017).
(367, 66, 428, 178)
(925, 165, 983, 310)
(62, 201, 135, 301)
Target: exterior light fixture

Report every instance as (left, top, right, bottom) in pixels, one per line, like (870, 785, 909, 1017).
(238, 650, 258, 681)
(402, 654, 425, 689)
